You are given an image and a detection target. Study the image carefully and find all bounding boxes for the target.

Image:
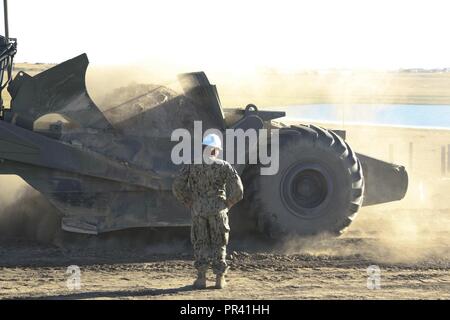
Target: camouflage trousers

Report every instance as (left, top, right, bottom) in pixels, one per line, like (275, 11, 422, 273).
(191, 211, 230, 275)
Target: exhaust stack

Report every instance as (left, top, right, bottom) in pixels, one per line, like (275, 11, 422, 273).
(0, 0, 16, 117)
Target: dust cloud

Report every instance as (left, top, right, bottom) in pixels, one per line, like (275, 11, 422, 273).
(346, 121, 450, 263)
(85, 64, 181, 108)
(1, 65, 449, 264)
(0, 183, 60, 243)
(0, 175, 26, 207)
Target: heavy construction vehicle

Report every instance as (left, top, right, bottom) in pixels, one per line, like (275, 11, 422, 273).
(0, 1, 407, 240)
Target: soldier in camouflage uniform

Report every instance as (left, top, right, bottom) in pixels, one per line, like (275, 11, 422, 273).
(172, 133, 244, 289)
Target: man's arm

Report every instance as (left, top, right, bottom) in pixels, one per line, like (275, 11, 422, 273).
(172, 165, 193, 208)
(225, 164, 244, 208)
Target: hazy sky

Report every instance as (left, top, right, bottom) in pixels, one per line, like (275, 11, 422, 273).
(6, 0, 450, 71)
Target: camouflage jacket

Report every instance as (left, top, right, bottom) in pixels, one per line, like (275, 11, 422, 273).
(172, 157, 244, 217)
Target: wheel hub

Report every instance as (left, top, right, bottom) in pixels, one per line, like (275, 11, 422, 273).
(281, 163, 333, 218)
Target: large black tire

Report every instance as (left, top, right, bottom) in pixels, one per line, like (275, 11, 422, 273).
(243, 124, 364, 238)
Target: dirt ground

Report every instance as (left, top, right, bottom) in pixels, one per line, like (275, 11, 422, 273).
(0, 206, 449, 300)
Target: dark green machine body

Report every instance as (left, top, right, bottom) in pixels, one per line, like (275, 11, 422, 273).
(0, 54, 408, 236)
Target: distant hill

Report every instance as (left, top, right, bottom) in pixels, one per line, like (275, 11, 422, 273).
(3, 63, 450, 106)
(12, 62, 55, 76)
